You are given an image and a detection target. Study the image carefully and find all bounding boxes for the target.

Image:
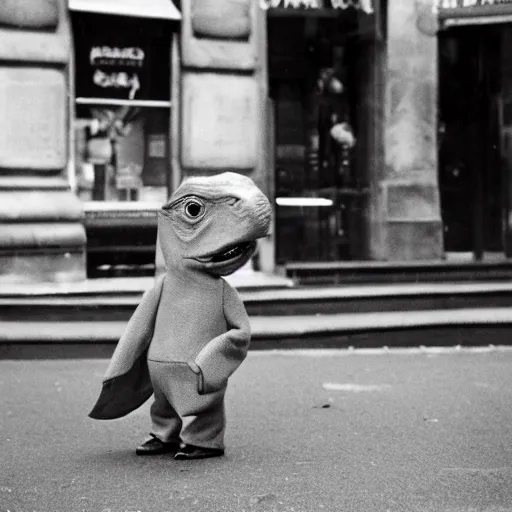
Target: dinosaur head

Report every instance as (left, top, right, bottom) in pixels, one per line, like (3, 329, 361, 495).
(158, 172, 272, 276)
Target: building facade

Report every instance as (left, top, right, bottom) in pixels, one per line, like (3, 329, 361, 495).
(4, 0, 504, 285)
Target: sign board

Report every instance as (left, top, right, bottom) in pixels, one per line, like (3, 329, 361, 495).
(260, 0, 374, 13)
(436, 0, 512, 22)
(263, 0, 380, 41)
(115, 164, 142, 190)
(148, 134, 167, 158)
(437, 0, 512, 8)
(73, 13, 170, 102)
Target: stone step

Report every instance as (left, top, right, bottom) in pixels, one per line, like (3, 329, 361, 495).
(2, 281, 512, 321)
(1, 307, 511, 358)
(285, 259, 512, 284)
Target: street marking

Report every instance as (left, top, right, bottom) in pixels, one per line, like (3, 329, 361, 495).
(322, 383, 391, 392)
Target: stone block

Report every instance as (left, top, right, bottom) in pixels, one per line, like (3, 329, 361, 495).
(0, 0, 59, 29)
(386, 221, 444, 260)
(384, 181, 441, 222)
(0, 67, 67, 171)
(0, 0, 70, 64)
(0, 250, 86, 284)
(0, 219, 86, 283)
(181, 0, 259, 70)
(0, 185, 87, 283)
(0, 223, 86, 250)
(373, 179, 444, 260)
(192, 0, 251, 40)
(0, 190, 84, 222)
(181, 72, 258, 170)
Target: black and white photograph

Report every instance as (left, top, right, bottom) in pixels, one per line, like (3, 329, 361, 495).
(1, 0, 512, 511)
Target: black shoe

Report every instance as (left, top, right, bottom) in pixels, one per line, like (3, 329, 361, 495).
(135, 436, 180, 456)
(174, 443, 225, 460)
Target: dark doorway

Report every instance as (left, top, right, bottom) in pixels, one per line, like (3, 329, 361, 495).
(438, 25, 511, 260)
(267, 12, 371, 263)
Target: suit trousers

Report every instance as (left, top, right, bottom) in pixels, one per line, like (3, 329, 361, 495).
(147, 360, 226, 450)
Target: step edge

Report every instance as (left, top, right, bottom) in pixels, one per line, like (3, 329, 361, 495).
(3, 282, 512, 305)
(1, 308, 511, 342)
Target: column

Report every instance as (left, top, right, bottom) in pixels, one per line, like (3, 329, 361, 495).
(0, 0, 86, 284)
(370, 0, 444, 260)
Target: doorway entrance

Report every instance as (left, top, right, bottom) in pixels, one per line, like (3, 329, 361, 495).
(438, 25, 512, 260)
(267, 11, 373, 264)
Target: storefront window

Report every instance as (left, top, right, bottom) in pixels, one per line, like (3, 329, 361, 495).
(70, 12, 172, 205)
(67, 7, 178, 277)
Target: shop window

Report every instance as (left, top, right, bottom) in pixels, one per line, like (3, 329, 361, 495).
(70, 12, 172, 205)
(68, 10, 176, 277)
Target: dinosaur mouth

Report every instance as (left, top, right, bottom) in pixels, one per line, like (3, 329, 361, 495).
(210, 242, 255, 263)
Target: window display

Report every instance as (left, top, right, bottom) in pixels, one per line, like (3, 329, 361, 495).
(74, 106, 170, 203)
(70, 11, 172, 205)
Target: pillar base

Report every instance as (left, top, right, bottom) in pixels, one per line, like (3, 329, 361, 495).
(0, 179, 87, 284)
(384, 220, 444, 260)
(369, 179, 445, 260)
(0, 249, 86, 285)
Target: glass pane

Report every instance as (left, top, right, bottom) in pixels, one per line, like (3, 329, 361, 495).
(74, 105, 170, 203)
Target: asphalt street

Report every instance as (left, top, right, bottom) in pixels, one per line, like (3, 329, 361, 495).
(1, 348, 512, 512)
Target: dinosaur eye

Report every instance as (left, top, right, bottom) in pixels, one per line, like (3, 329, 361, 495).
(183, 199, 204, 219)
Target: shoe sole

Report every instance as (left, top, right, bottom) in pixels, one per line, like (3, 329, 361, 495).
(174, 451, 224, 460)
(136, 450, 177, 456)
(135, 445, 180, 456)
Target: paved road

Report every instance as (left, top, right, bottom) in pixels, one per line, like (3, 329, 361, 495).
(1, 348, 512, 512)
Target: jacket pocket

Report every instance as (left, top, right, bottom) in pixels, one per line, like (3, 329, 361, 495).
(186, 361, 206, 395)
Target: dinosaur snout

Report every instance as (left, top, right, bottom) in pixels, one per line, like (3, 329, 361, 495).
(250, 194, 272, 239)
(230, 184, 271, 241)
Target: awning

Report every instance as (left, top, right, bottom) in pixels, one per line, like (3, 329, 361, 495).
(69, 0, 181, 20)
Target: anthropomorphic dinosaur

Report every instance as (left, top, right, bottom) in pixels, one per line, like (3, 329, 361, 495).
(89, 172, 271, 460)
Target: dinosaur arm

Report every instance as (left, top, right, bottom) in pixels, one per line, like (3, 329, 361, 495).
(193, 281, 251, 394)
(89, 275, 165, 419)
(103, 274, 165, 381)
